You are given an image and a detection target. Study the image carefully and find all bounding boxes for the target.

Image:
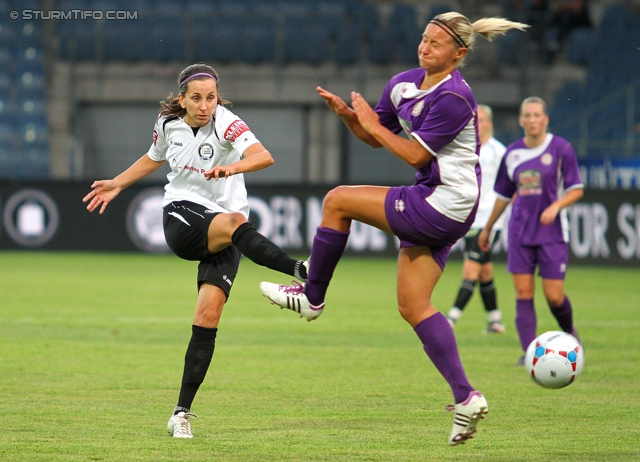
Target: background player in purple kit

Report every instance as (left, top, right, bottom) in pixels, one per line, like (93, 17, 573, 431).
(478, 96, 584, 365)
(260, 12, 528, 446)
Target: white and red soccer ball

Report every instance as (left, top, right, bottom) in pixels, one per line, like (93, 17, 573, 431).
(524, 331, 584, 389)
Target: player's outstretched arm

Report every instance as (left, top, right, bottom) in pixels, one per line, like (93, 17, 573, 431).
(83, 154, 166, 214)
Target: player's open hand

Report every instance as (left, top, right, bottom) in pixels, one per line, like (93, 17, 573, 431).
(316, 86, 352, 117)
(82, 180, 122, 214)
(351, 91, 380, 134)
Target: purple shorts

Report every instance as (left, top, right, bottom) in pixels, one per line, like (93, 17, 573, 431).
(385, 184, 474, 270)
(507, 241, 569, 280)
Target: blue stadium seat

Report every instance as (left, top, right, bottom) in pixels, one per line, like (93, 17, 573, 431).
(0, 47, 15, 74)
(17, 47, 45, 73)
(0, 21, 17, 47)
(0, 121, 16, 144)
(241, 18, 277, 63)
(18, 71, 46, 98)
(102, 19, 159, 61)
(20, 121, 49, 147)
(19, 98, 48, 125)
(282, 17, 333, 64)
(0, 72, 13, 95)
(335, 23, 360, 65)
(57, 22, 98, 60)
(23, 146, 50, 178)
(18, 21, 42, 48)
(564, 28, 596, 66)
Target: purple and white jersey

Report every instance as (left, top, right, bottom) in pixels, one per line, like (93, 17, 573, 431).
(494, 133, 583, 245)
(375, 68, 480, 223)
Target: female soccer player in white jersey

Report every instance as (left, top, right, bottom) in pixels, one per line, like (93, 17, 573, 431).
(479, 97, 583, 365)
(259, 13, 529, 446)
(83, 63, 309, 438)
(447, 104, 508, 333)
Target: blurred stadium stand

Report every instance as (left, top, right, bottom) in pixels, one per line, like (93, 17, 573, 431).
(0, 0, 639, 181)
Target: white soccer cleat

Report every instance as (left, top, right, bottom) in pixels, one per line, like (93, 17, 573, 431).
(259, 280, 324, 322)
(167, 411, 199, 438)
(447, 391, 488, 446)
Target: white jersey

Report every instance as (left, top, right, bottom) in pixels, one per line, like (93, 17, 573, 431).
(147, 105, 260, 218)
(473, 136, 507, 230)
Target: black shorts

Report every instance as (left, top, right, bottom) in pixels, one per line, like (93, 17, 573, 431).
(462, 228, 501, 265)
(163, 201, 241, 297)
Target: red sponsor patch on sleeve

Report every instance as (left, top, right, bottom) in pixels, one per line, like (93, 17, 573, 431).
(153, 129, 158, 145)
(224, 119, 250, 143)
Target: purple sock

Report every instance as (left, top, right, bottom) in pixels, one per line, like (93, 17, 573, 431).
(414, 313, 474, 404)
(304, 227, 349, 306)
(549, 296, 573, 333)
(515, 299, 537, 352)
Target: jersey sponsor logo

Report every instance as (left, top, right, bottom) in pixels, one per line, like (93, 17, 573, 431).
(541, 153, 553, 165)
(411, 100, 424, 116)
(171, 141, 183, 146)
(224, 119, 249, 142)
(153, 129, 158, 145)
(394, 199, 405, 212)
(222, 274, 233, 286)
(517, 169, 542, 195)
(198, 143, 214, 160)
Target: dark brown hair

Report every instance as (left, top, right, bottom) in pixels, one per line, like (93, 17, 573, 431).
(159, 63, 231, 118)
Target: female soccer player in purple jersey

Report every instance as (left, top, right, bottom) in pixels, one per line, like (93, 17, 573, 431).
(478, 97, 584, 365)
(260, 12, 529, 446)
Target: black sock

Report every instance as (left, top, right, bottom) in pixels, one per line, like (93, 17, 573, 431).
(176, 325, 218, 411)
(480, 280, 498, 312)
(453, 279, 476, 311)
(232, 222, 303, 278)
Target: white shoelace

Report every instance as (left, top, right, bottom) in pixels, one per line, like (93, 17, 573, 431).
(174, 412, 199, 436)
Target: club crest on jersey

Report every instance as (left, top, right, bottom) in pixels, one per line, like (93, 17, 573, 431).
(541, 153, 553, 165)
(198, 143, 214, 161)
(411, 100, 424, 117)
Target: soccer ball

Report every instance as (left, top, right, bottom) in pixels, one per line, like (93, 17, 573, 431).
(524, 331, 584, 389)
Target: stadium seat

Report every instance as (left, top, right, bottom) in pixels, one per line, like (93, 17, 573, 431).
(23, 146, 50, 178)
(241, 18, 277, 63)
(0, 121, 16, 144)
(20, 121, 49, 146)
(0, 47, 14, 74)
(335, 23, 360, 65)
(57, 22, 98, 60)
(282, 17, 333, 65)
(18, 71, 46, 98)
(18, 21, 42, 48)
(19, 98, 48, 125)
(0, 72, 13, 96)
(564, 28, 596, 66)
(17, 47, 45, 74)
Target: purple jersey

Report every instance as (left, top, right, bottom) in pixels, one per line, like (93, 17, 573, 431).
(375, 68, 480, 224)
(494, 133, 584, 245)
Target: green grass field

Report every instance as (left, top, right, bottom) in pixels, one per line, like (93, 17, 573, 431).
(1, 251, 639, 461)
